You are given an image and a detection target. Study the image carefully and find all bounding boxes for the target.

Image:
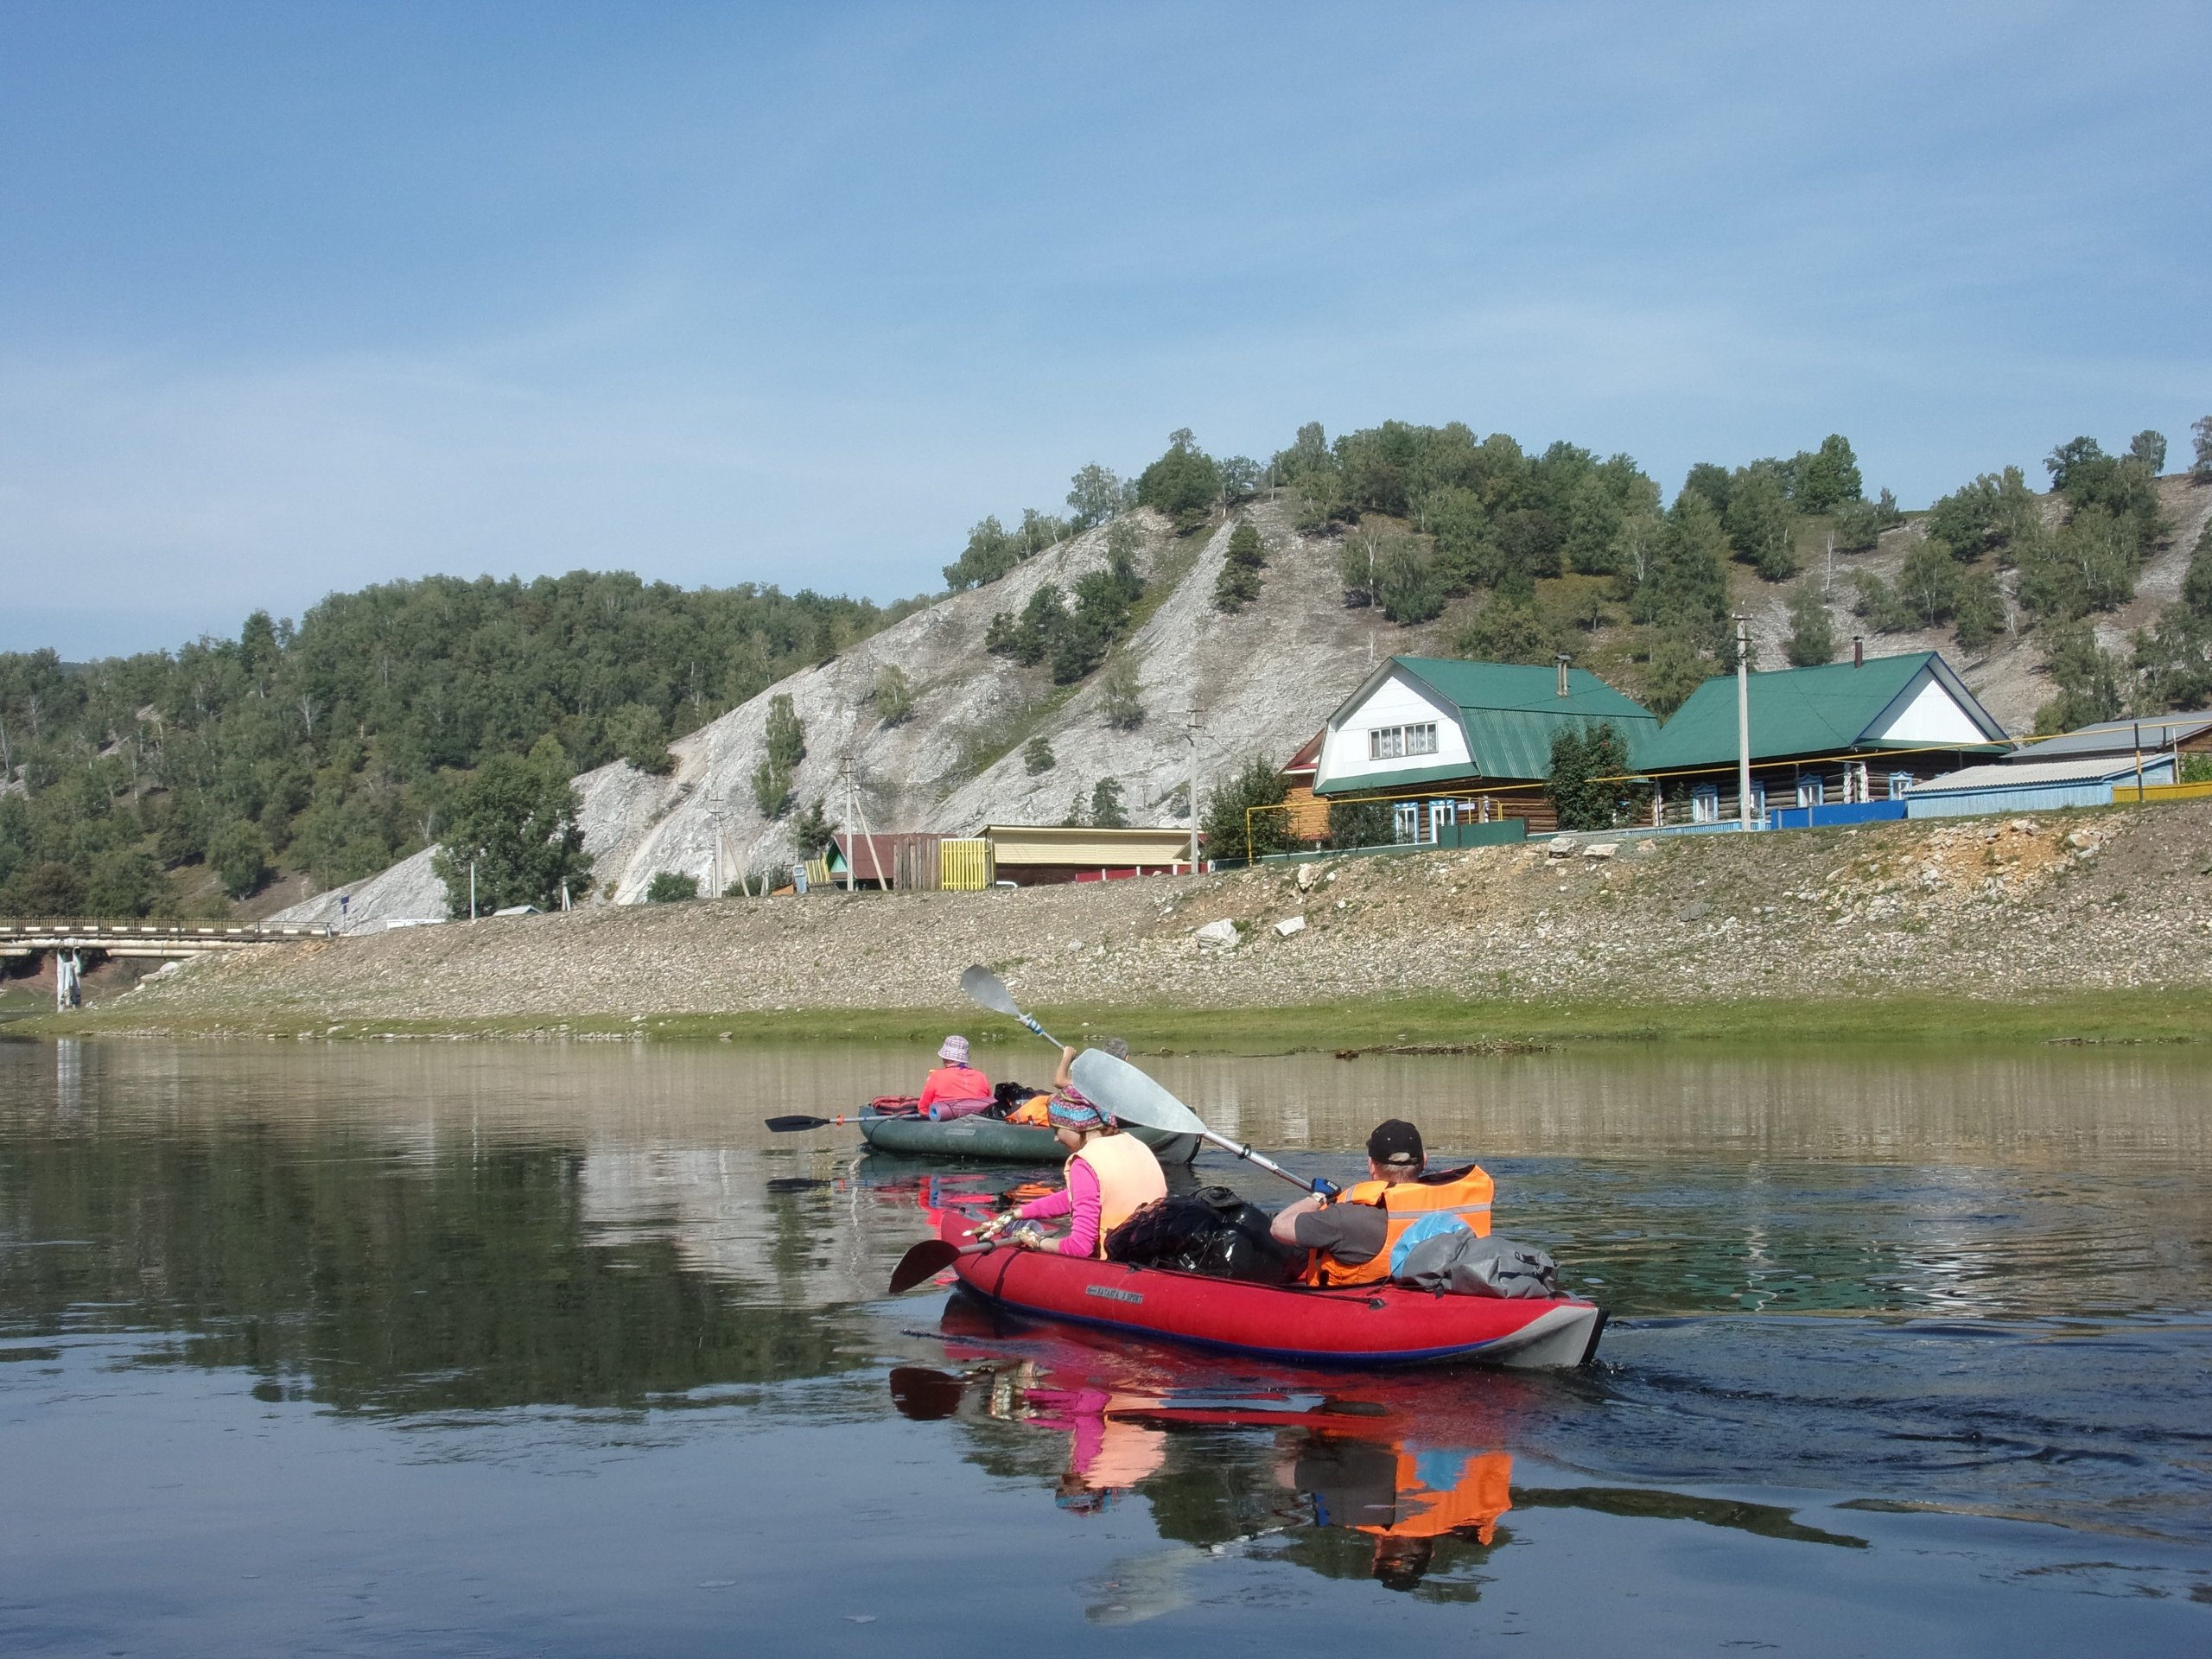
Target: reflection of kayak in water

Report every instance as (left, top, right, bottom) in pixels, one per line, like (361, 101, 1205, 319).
(938, 1213, 1605, 1369)
(895, 1312, 1519, 1598)
(860, 1110, 1200, 1165)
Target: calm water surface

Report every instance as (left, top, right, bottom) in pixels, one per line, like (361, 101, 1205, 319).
(2, 1039, 2208, 1655)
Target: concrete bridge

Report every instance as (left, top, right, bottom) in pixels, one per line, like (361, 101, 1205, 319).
(0, 919, 327, 961)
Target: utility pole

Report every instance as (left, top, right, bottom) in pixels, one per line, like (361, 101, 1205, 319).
(1186, 705, 1201, 872)
(1736, 615, 1754, 828)
(468, 857, 478, 921)
(842, 753, 857, 893)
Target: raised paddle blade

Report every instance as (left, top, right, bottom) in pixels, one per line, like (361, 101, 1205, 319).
(764, 1115, 839, 1133)
(887, 1238, 964, 1294)
(959, 964, 1022, 1018)
(1069, 1050, 1206, 1136)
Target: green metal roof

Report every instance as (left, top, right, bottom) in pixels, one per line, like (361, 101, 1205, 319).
(1635, 652, 2008, 772)
(1314, 657, 1658, 792)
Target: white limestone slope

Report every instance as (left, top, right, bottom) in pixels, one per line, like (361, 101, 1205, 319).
(276, 501, 1452, 921)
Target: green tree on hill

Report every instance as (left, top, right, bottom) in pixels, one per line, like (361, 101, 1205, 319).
(1065, 464, 1128, 531)
(1789, 435, 1863, 513)
(433, 736, 593, 916)
(1630, 491, 1732, 642)
(872, 664, 915, 727)
(207, 819, 270, 899)
(1785, 586, 1835, 667)
(1137, 429, 1224, 531)
(1724, 463, 1796, 580)
(751, 694, 804, 817)
(1213, 522, 1268, 612)
(1089, 777, 1128, 829)
(2032, 621, 2125, 735)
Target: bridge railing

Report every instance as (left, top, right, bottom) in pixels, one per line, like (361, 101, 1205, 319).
(0, 920, 324, 943)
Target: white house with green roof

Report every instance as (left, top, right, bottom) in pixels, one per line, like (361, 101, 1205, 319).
(1301, 656, 1658, 836)
(1634, 650, 2011, 824)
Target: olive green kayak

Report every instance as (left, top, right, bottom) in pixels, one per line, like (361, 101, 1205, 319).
(858, 1111, 1199, 1165)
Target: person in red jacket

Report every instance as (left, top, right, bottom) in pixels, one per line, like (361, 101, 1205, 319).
(918, 1035, 994, 1120)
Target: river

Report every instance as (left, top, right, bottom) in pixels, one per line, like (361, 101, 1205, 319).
(3, 1038, 2207, 1654)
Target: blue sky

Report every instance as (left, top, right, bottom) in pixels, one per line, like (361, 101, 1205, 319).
(3, 3, 2207, 658)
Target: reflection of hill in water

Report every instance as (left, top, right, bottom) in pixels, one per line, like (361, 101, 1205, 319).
(0, 1121, 871, 1412)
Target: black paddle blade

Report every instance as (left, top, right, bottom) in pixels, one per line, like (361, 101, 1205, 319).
(765, 1115, 836, 1133)
(888, 1366, 965, 1421)
(888, 1237, 963, 1294)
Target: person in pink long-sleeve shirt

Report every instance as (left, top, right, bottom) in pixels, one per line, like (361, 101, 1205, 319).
(977, 1040, 1165, 1257)
(918, 1034, 994, 1119)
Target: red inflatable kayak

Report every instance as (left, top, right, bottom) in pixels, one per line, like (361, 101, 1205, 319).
(938, 1215, 1605, 1370)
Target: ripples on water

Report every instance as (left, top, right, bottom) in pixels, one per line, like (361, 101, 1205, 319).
(2, 1039, 2208, 1654)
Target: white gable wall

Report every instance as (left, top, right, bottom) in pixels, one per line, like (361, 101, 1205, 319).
(1314, 667, 1471, 789)
(1870, 668, 1989, 746)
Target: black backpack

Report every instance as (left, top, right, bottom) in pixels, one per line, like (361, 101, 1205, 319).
(1104, 1186, 1301, 1284)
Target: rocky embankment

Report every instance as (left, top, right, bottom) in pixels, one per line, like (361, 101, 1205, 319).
(77, 801, 2212, 1037)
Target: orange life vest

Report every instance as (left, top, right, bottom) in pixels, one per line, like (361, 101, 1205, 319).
(1302, 1163, 1494, 1287)
(1068, 1132, 1167, 1257)
(1007, 1092, 1052, 1126)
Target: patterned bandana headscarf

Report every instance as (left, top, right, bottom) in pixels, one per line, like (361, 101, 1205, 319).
(1047, 1090, 1109, 1132)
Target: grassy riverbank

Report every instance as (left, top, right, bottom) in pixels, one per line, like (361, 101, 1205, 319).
(19, 988, 2209, 1052)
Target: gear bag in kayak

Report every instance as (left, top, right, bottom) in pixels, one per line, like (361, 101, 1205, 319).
(1104, 1187, 1301, 1284)
(1390, 1212, 1560, 1299)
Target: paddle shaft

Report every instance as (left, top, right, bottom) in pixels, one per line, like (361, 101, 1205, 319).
(1195, 1128, 1338, 1198)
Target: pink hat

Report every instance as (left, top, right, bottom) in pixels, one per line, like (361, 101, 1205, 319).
(938, 1035, 970, 1065)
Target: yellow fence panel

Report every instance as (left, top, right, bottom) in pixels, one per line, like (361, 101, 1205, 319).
(939, 838, 995, 891)
(2113, 779, 2212, 804)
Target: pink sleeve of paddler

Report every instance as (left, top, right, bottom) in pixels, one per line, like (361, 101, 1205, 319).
(1051, 1160, 1103, 1256)
(1015, 1185, 1072, 1223)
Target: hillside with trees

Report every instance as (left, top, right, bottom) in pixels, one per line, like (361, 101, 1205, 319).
(5, 416, 2209, 923)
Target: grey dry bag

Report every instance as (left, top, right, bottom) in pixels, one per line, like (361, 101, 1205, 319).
(1390, 1217, 1561, 1300)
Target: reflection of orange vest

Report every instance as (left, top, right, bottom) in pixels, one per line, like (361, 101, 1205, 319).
(1303, 1164, 1493, 1287)
(1353, 1449, 1512, 1544)
(1069, 1133, 1166, 1256)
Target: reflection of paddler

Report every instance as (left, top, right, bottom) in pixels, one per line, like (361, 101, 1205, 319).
(1020, 1382, 1167, 1512)
(1282, 1433, 1511, 1590)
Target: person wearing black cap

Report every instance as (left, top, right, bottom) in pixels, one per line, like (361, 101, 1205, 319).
(1269, 1120, 1494, 1287)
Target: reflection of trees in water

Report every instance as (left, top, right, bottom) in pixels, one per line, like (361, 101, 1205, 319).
(0, 1122, 867, 1412)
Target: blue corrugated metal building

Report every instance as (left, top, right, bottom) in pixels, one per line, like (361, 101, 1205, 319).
(1904, 754, 2177, 818)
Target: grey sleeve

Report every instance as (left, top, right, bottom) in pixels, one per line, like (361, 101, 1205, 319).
(1287, 1203, 1389, 1265)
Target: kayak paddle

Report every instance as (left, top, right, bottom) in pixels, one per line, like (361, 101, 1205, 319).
(765, 1113, 867, 1133)
(960, 964, 1065, 1050)
(888, 1236, 996, 1293)
(1069, 1049, 1339, 1199)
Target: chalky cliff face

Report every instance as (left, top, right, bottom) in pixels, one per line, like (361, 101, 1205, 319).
(272, 504, 1455, 925)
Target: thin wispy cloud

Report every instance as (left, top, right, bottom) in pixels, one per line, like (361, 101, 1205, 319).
(1, 3, 2204, 656)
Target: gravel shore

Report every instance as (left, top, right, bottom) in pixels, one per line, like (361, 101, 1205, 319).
(70, 800, 2212, 1039)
